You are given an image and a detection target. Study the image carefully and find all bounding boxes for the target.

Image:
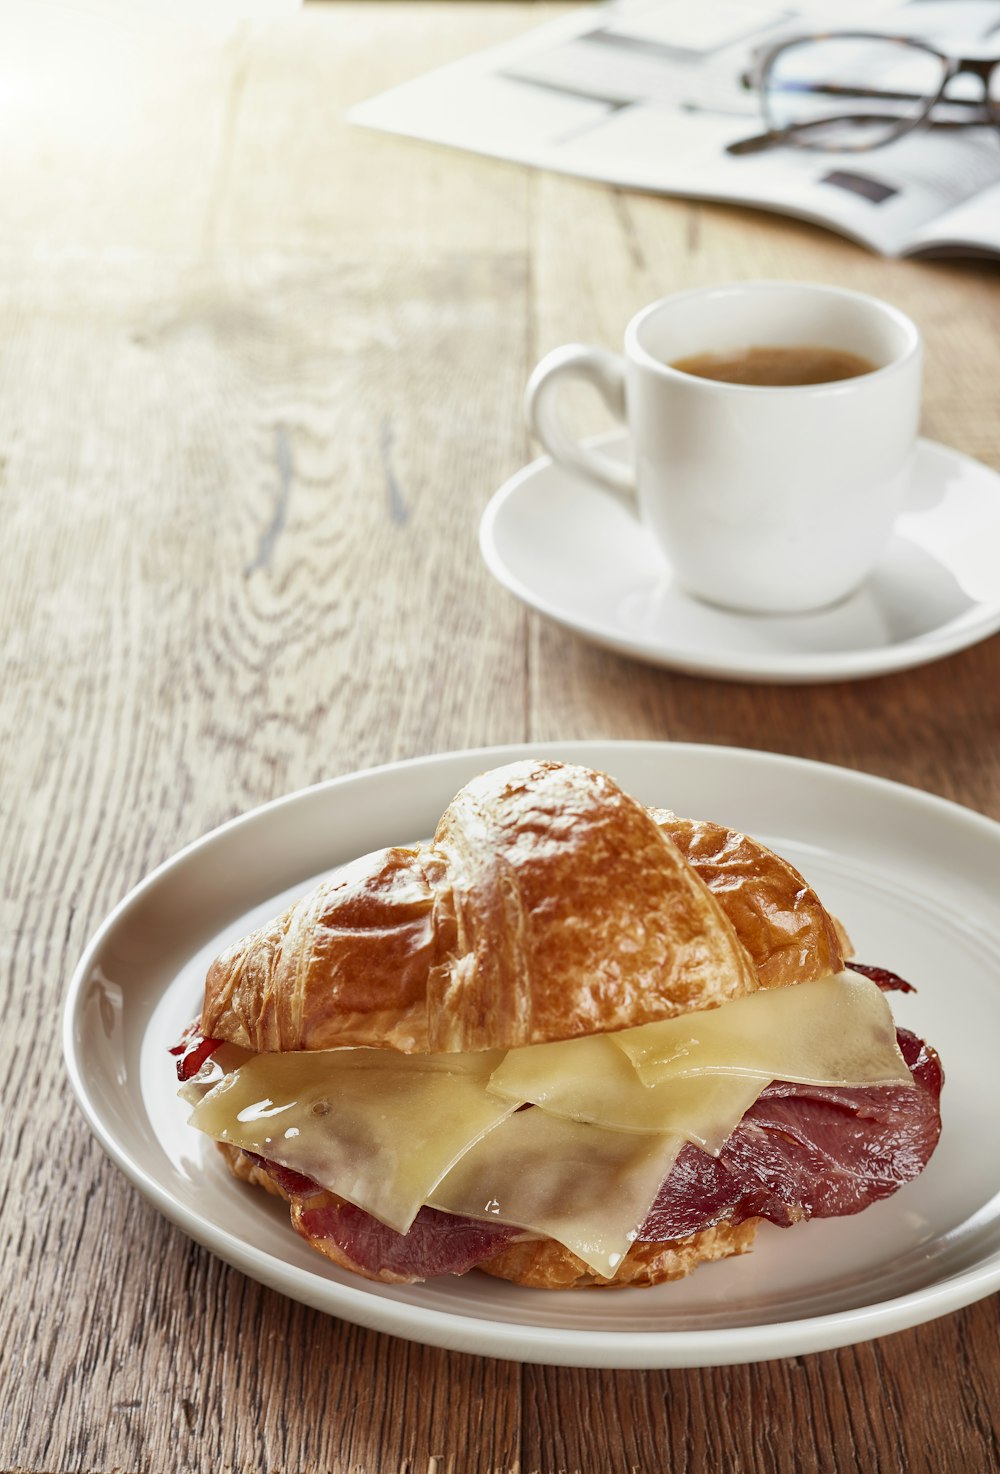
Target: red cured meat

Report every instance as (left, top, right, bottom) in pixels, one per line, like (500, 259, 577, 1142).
(847, 961, 916, 994)
(243, 1154, 522, 1279)
(245, 1152, 320, 1199)
(637, 1029, 942, 1242)
(294, 1199, 521, 1279)
(169, 1023, 223, 1081)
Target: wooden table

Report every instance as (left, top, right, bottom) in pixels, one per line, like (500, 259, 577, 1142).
(5, 5, 999, 1471)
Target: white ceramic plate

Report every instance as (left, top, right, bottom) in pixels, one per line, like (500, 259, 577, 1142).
(64, 742, 1000, 1368)
(480, 436, 1000, 683)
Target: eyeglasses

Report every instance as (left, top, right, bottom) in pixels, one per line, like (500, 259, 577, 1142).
(728, 31, 1000, 156)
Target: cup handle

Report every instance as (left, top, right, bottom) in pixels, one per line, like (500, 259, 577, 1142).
(525, 345, 637, 507)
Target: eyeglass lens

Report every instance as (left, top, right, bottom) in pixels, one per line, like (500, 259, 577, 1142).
(763, 37, 948, 150)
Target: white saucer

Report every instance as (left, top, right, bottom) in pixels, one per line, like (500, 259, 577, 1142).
(480, 435, 1000, 684)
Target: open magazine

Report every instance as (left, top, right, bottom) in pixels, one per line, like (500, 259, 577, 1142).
(351, 0, 1000, 259)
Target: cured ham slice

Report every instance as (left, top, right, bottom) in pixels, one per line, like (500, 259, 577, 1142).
(242, 1154, 520, 1280)
(637, 1030, 942, 1242)
(846, 961, 916, 994)
(293, 1198, 522, 1281)
(169, 1023, 224, 1081)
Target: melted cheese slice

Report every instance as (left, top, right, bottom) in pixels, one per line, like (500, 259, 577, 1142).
(178, 1043, 252, 1106)
(188, 1047, 515, 1233)
(428, 1110, 683, 1278)
(613, 970, 912, 1087)
(488, 1034, 764, 1151)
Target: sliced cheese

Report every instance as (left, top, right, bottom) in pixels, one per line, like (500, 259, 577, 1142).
(187, 1047, 515, 1233)
(488, 1034, 764, 1151)
(613, 970, 912, 1087)
(428, 1109, 683, 1279)
(178, 1042, 253, 1106)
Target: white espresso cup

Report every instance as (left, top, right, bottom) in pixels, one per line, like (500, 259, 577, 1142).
(526, 281, 922, 614)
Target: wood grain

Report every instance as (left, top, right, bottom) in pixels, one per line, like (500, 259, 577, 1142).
(2, 5, 998, 1473)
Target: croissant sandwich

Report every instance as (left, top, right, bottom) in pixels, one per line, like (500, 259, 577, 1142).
(171, 760, 942, 1289)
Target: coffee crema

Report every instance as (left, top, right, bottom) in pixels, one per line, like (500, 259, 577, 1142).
(670, 344, 877, 387)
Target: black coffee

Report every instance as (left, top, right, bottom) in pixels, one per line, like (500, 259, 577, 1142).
(671, 345, 877, 387)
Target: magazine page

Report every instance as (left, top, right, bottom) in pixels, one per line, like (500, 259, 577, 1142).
(907, 180, 1000, 256)
(350, 0, 1000, 258)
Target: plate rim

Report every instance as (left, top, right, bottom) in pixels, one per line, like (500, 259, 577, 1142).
(479, 435, 1000, 684)
(62, 739, 1000, 1368)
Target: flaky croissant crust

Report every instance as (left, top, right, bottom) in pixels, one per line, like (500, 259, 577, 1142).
(202, 760, 843, 1054)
